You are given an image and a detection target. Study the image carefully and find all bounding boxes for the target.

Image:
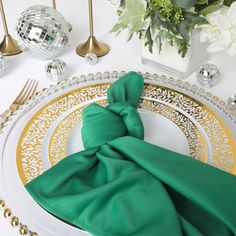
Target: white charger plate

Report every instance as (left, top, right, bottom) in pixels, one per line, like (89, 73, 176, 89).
(0, 71, 236, 236)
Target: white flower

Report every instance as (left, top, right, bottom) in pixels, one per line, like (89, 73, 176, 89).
(200, 2, 236, 57)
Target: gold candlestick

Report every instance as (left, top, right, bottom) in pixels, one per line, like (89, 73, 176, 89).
(76, 0, 110, 57)
(0, 0, 22, 56)
(52, 0, 72, 32)
(52, 0, 56, 9)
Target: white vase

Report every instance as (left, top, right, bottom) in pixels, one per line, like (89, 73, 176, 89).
(141, 30, 207, 79)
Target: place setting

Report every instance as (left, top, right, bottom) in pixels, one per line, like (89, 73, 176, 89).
(0, 1, 236, 236)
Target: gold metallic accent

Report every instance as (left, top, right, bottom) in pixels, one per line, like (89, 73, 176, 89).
(143, 84, 236, 173)
(140, 99, 207, 162)
(51, 0, 56, 9)
(0, 80, 39, 234)
(11, 216, 19, 227)
(76, 36, 110, 57)
(0, 35, 22, 56)
(76, 0, 110, 57)
(0, 79, 38, 120)
(0, 72, 235, 236)
(30, 233, 38, 236)
(51, 0, 72, 32)
(48, 99, 206, 167)
(0, 199, 5, 209)
(0, 200, 38, 235)
(19, 225, 28, 235)
(3, 208, 11, 218)
(17, 83, 110, 183)
(0, 0, 22, 56)
(16, 82, 236, 185)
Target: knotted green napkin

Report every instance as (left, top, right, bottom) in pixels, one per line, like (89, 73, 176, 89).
(26, 72, 236, 236)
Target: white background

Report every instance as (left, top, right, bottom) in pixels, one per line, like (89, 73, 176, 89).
(0, 0, 236, 235)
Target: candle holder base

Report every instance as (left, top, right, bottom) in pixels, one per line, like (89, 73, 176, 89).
(0, 35, 22, 56)
(76, 36, 110, 57)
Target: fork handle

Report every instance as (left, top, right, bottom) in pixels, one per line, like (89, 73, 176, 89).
(0, 109, 12, 122)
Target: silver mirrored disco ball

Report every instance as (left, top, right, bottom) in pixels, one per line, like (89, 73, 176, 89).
(228, 95, 236, 109)
(15, 5, 69, 60)
(196, 63, 220, 88)
(45, 59, 67, 82)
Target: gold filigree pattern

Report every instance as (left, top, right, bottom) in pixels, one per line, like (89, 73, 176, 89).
(0, 72, 235, 236)
(48, 109, 83, 166)
(17, 83, 236, 185)
(49, 100, 108, 166)
(139, 99, 207, 162)
(143, 84, 236, 173)
(48, 99, 206, 167)
(17, 84, 109, 184)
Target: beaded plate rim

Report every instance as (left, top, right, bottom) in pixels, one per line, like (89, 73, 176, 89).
(0, 71, 236, 236)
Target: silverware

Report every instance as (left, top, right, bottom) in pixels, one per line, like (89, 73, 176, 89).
(0, 79, 39, 120)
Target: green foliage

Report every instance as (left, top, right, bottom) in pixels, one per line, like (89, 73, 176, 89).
(146, 5, 207, 57)
(110, 0, 236, 57)
(171, 0, 196, 9)
(111, 0, 147, 37)
(195, 0, 224, 15)
(195, 0, 236, 14)
(151, 0, 184, 23)
(224, 0, 235, 6)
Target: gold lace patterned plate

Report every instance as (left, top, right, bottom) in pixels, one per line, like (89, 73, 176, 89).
(1, 72, 236, 236)
(48, 99, 206, 167)
(17, 82, 236, 185)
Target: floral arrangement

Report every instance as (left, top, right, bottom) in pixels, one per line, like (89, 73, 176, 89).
(200, 2, 236, 56)
(110, 0, 236, 57)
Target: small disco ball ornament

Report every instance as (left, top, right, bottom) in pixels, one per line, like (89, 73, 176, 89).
(85, 53, 98, 65)
(228, 95, 236, 109)
(196, 63, 220, 88)
(0, 53, 5, 77)
(15, 5, 69, 60)
(45, 59, 67, 82)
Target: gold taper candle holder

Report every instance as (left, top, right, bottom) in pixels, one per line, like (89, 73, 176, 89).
(76, 0, 110, 57)
(52, 0, 72, 32)
(0, 0, 22, 56)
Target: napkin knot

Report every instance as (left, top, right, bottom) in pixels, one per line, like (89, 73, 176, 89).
(81, 72, 144, 149)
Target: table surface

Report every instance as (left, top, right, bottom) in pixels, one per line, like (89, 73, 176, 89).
(0, 0, 236, 235)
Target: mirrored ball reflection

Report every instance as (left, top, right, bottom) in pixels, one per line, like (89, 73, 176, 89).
(85, 53, 98, 65)
(228, 95, 236, 109)
(197, 63, 220, 88)
(15, 5, 69, 60)
(45, 59, 67, 82)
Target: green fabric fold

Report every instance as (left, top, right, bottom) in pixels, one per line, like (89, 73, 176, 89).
(26, 72, 236, 236)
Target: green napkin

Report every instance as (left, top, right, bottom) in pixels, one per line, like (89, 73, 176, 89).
(26, 72, 236, 236)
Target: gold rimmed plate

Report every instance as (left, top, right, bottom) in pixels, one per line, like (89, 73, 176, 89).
(16, 84, 209, 185)
(0, 72, 236, 236)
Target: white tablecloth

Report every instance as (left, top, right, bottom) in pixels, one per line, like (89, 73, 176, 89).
(0, 0, 236, 235)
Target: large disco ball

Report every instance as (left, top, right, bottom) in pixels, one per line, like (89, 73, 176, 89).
(15, 5, 69, 60)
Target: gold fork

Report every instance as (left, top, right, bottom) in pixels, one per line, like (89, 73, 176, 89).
(1, 79, 39, 120)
